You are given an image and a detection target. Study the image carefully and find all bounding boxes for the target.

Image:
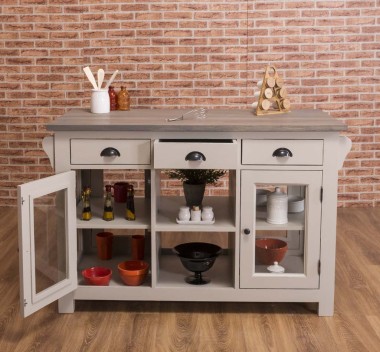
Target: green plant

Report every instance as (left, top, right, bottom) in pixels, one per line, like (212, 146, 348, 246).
(166, 169, 227, 185)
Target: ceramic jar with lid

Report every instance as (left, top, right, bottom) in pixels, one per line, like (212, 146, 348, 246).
(178, 206, 191, 221)
(201, 206, 214, 221)
(266, 187, 288, 224)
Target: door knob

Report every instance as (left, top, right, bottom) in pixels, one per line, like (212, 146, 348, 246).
(243, 228, 250, 235)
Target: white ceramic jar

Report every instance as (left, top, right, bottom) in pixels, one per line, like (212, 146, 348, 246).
(201, 206, 214, 221)
(190, 207, 201, 221)
(91, 89, 110, 114)
(266, 187, 288, 224)
(178, 206, 191, 221)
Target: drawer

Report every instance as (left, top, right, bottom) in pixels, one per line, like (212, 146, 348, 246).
(70, 139, 151, 165)
(242, 139, 323, 165)
(154, 139, 238, 169)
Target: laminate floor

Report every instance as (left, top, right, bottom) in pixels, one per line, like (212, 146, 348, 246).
(0, 207, 379, 352)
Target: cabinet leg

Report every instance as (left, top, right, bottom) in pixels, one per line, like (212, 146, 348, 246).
(317, 300, 334, 317)
(58, 292, 75, 313)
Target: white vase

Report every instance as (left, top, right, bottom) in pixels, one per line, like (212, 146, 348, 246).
(201, 206, 214, 221)
(91, 89, 110, 114)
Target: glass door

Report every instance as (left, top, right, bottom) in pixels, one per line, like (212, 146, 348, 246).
(240, 170, 322, 289)
(18, 171, 77, 317)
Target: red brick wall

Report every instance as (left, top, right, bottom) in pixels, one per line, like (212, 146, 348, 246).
(1, 0, 379, 207)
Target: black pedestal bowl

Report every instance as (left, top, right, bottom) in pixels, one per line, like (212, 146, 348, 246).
(173, 242, 222, 285)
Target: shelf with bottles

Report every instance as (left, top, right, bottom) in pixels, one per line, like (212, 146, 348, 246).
(76, 197, 150, 229)
(155, 231, 236, 288)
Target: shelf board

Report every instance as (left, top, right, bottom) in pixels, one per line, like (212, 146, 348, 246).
(156, 196, 236, 232)
(255, 254, 305, 274)
(157, 253, 234, 288)
(77, 197, 150, 229)
(255, 208, 305, 231)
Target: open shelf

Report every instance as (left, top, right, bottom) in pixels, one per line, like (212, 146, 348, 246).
(156, 196, 236, 232)
(78, 254, 152, 288)
(77, 197, 150, 229)
(255, 208, 305, 231)
(254, 254, 305, 274)
(157, 252, 234, 288)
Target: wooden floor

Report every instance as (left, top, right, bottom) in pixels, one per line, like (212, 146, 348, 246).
(0, 207, 379, 352)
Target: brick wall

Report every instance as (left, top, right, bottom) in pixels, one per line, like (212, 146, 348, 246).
(1, 0, 379, 207)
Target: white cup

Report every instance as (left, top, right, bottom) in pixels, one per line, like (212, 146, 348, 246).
(91, 89, 110, 114)
(190, 209, 201, 221)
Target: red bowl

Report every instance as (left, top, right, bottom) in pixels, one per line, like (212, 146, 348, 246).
(118, 260, 149, 286)
(82, 266, 112, 286)
(255, 238, 288, 265)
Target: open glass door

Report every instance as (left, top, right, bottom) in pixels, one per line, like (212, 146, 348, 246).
(18, 171, 77, 317)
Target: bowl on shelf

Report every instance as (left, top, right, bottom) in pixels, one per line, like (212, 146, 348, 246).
(173, 242, 222, 285)
(82, 266, 112, 286)
(288, 195, 304, 213)
(255, 238, 288, 265)
(118, 260, 149, 286)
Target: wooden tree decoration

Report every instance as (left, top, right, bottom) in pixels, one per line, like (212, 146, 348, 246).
(253, 65, 291, 116)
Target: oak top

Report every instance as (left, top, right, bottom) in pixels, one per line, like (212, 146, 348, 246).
(47, 108, 347, 132)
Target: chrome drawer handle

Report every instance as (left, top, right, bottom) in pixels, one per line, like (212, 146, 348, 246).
(100, 147, 121, 157)
(185, 151, 206, 161)
(272, 147, 293, 158)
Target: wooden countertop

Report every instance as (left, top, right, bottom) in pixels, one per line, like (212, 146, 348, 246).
(47, 108, 347, 132)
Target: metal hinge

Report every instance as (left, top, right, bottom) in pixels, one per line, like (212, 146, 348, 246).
(21, 197, 25, 205)
(320, 187, 323, 203)
(318, 260, 321, 275)
(24, 299, 27, 307)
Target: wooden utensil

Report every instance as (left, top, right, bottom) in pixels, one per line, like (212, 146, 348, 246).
(105, 70, 119, 89)
(83, 66, 98, 90)
(97, 68, 104, 90)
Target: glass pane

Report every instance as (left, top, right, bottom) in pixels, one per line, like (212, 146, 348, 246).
(33, 189, 67, 294)
(255, 184, 306, 274)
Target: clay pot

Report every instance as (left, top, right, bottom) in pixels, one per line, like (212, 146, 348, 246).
(255, 238, 288, 265)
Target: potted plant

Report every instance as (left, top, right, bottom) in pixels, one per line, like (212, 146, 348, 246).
(166, 169, 227, 207)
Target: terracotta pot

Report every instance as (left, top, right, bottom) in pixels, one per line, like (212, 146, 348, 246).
(96, 232, 113, 260)
(255, 238, 288, 265)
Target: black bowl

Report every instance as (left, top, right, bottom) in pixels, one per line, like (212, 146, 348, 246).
(173, 242, 222, 285)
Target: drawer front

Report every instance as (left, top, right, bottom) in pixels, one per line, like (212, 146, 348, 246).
(242, 139, 323, 165)
(154, 140, 238, 169)
(70, 139, 151, 165)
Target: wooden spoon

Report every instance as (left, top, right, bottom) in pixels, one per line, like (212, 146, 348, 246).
(97, 68, 104, 90)
(105, 70, 119, 89)
(83, 66, 98, 90)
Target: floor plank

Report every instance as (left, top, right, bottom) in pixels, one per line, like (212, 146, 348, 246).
(0, 207, 379, 351)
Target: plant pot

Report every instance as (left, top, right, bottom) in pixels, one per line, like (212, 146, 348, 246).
(183, 182, 206, 208)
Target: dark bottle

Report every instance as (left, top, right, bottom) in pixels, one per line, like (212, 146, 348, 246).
(81, 186, 92, 221)
(103, 184, 114, 221)
(118, 86, 130, 111)
(125, 184, 136, 221)
(108, 86, 118, 111)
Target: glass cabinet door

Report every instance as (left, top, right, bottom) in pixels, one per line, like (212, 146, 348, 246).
(240, 170, 322, 289)
(18, 171, 77, 317)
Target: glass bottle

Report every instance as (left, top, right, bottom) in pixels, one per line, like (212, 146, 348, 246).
(103, 184, 114, 221)
(81, 186, 92, 221)
(108, 86, 118, 111)
(125, 184, 136, 221)
(118, 86, 130, 111)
